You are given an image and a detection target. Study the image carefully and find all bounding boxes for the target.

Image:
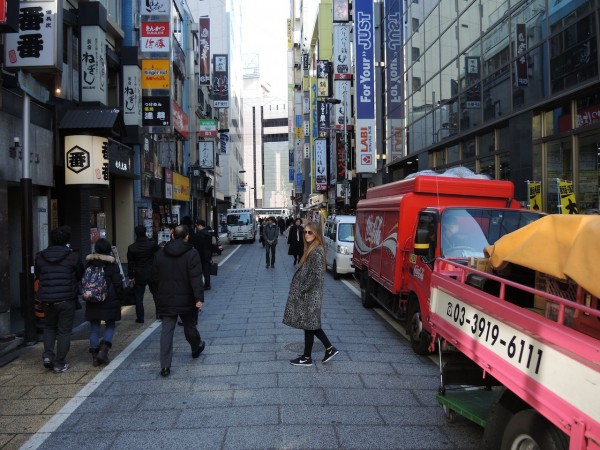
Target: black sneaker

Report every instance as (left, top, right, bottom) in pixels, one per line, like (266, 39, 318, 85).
(53, 363, 70, 374)
(42, 357, 53, 369)
(290, 356, 313, 366)
(322, 346, 339, 363)
(192, 341, 206, 358)
(160, 367, 170, 377)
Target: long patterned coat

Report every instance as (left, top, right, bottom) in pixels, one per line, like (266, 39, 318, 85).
(282, 245, 325, 330)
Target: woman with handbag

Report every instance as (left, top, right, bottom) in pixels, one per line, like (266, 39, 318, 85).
(282, 221, 338, 366)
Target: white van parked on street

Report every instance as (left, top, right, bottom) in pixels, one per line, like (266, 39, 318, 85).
(323, 215, 356, 279)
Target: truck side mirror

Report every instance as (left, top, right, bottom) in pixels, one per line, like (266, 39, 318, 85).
(414, 229, 431, 256)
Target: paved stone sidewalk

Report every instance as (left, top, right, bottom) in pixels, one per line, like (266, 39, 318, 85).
(3, 237, 482, 449)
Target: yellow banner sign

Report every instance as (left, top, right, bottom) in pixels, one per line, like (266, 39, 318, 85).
(142, 60, 170, 89)
(528, 182, 542, 211)
(559, 180, 578, 214)
(172, 171, 190, 201)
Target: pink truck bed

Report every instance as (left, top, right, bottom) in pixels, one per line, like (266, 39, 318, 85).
(429, 259, 600, 450)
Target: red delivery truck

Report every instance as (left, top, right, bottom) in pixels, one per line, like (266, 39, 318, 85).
(353, 175, 544, 354)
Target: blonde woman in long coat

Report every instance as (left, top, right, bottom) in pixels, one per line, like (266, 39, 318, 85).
(283, 221, 339, 366)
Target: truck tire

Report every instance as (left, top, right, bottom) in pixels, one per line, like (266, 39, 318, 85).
(407, 299, 430, 355)
(360, 272, 376, 308)
(501, 410, 568, 450)
(332, 261, 340, 280)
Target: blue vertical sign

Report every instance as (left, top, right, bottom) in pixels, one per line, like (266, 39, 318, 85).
(354, 0, 376, 173)
(385, 0, 404, 163)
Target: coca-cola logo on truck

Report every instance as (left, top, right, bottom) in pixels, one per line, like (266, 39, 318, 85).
(365, 215, 383, 246)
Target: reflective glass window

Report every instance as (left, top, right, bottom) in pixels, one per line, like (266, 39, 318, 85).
(481, 0, 509, 35)
(440, 26, 458, 68)
(512, 44, 547, 111)
(448, 144, 460, 163)
(439, 0, 456, 33)
(550, 13, 597, 94)
(510, 0, 546, 52)
(578, 132, 600, 210)
(498, 152, 510, 180)
(424, 5, 439, 48)
(575, 93, 600, 129)
(479, 155, 496, 179)
(480, 132, 495, 156)
(549, 0, 591, 35)
(482, 71, 510, 123)
(532, 113, 542, 140)
(544, 102, 572, 136)
(440, 60, 459, 103)
(546, 139, 573, 213)
(425, 42, 440, 83)
(462, 138, 476, 159)
(482, 19, 510, 77)
(458, 4, 481, 55)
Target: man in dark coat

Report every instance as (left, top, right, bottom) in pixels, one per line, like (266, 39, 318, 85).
(263, 216, 279, 268)
(34, 225, 84, 373)
(127, 225, 159, 323)
(152, 225, 205, 377)
(192, 219, 213, 290)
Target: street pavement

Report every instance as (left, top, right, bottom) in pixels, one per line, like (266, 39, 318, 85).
(1, 235, 483, 449)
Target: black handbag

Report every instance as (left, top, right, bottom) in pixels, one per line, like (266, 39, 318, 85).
(210, 262, 218, 276)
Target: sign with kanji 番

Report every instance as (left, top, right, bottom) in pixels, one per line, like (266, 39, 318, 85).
(64, 135, 109, 186)
(4, 1, 59, 69)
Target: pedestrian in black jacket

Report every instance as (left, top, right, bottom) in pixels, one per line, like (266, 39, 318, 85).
(192, 219, 213, 290)
(84, 238, 123, 366)
(34, 226, 83, 373)
(152, 225, 205, 377)
(287, 218, 304, 265)
(127, 225, 159, 322)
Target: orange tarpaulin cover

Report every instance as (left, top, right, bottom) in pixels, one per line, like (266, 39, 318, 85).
(484, 215, 600, 299)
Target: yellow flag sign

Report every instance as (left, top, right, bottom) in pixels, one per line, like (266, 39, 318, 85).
(559, 180, 578, 214)
(528, 182, 542, 211)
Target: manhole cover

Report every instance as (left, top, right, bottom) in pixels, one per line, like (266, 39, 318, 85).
(284, 342, 325, 353)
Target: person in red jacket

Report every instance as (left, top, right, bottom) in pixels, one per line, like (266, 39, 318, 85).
(152, 225, 205, 377)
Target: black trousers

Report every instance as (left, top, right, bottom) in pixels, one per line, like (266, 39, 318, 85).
(304, 328, 332, 357)
(201, 259, 211, 288)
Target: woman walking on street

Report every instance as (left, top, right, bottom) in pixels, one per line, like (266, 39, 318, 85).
(283, 221, 338, 366)
(287, 218, 304, 266)
(84, 238, 124, 366)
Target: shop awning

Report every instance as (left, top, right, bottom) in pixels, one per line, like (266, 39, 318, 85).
(59, 108, 125, 133)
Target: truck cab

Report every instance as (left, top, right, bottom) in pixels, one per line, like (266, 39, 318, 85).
(324, 215, 356, 279)
(226, 208, 256, 243)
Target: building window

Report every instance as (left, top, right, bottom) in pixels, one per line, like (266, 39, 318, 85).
(412, 47, 421, 62)
(412, 18, 420, 31)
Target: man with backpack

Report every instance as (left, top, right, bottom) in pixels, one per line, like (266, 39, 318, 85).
(34, 226, 83, 373)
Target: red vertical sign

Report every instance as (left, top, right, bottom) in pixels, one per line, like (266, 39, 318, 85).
(0, 1, 6, 23)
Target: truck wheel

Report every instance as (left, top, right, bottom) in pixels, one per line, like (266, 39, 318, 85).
(332, 261, 340, 280)
(360, 272, 376, 308)
(407, 300, 430, 355)
(501, 410, 568, 450)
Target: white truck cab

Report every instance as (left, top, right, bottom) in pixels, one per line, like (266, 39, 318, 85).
(324, 215, 356, 279)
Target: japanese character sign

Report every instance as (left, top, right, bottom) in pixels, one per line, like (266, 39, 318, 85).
(4, 1, 58, 69)
(64, 135, 109, 186)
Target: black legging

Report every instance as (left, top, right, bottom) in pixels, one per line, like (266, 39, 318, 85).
(304, 328, 332, 357)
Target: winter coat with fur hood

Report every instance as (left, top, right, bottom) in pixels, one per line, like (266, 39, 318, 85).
(282, 245, 325, 330)
(84, 253, 123, 322)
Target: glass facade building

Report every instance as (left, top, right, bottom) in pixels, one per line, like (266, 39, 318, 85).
(398, 0, 600, 213)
